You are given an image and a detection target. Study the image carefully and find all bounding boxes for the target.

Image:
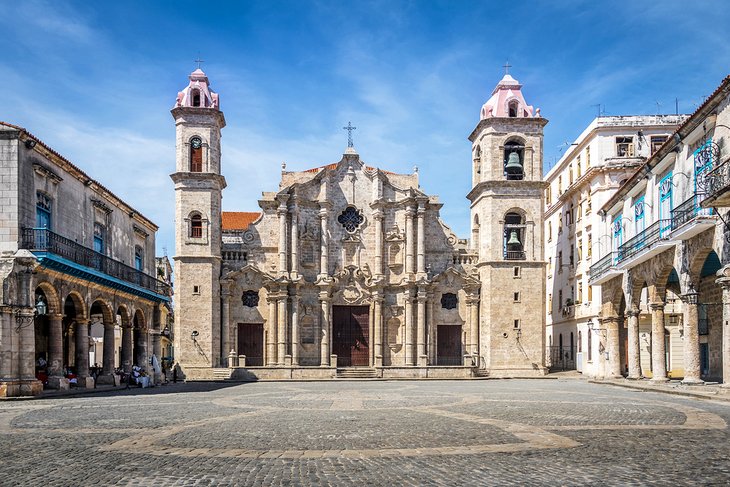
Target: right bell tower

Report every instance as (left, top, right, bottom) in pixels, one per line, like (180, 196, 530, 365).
(467, 70, 548, 377)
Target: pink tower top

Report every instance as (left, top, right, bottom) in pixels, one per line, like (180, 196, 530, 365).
(174, 68, 220, 109)
(479, 73, 539, 120)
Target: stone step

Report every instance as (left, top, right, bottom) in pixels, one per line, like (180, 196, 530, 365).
(337, 368, 378, 379)
(212, 368, 233, 380)
(474, 369, 490, 378)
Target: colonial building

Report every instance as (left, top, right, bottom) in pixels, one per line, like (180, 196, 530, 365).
(173, 68, 548, 379)
(590, 75, 730, 384)
(544, 115, 686, 376)
(0, 122, 170, 397)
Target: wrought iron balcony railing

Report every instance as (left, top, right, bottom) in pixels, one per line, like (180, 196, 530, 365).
(671, 194, 713, 231)
(616, 220, 670, 264)
(21, 227, 170, 296)
(504, 250, 526, 260)
(703, 158, 730, 204)
(588, 251, 615, 280)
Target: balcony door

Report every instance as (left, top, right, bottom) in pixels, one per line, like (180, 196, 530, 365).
(659, 172, 673, 237)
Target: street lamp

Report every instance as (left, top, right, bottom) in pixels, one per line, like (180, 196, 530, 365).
(682, 283, 699, 305)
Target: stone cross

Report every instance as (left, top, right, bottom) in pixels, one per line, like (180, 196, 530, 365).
(343, 121, 357, 148)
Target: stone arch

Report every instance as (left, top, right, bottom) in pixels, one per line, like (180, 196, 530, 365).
(651, 262, 677, 303)
(89, 298, 115, 324)
(687, 246, 717, 290)
(35, 281, 60, 315)
(64, 291, 87, 321)
(116, 304, 131, 327)
(133, 308, 146, 329)
(628, 272, 649, 312)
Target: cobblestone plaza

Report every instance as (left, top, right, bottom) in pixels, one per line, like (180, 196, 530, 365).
(2, 379, 730, 485)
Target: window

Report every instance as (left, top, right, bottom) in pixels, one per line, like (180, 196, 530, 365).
(190, 136, 203, 172)
(242, 290, 259, 308)
(586, 194, 592, 214)
(577, 282, 583, 303)
(513, 292, 520, 302)
(503, 212, 525, 259)
(650, 135, 668, 155)
(546, 186, 552, 206)
(548, 257, 552, 275)
(569, 244, 574, 266)
(508, 100, 519, 117)
(558, 216, 563, 234)
(587, 233, 592, 259)
(441, 293, 458, 310)
(587, 284, 593, 302)
(190, 214, 203, 238)
(616, 137, 635, 157)
(338, 206, 364, 233)
(514, 319, 520, 329)
(558, 176, 563, 194)
(36, 192, 51, 229)
(567, 205, 574, 226)
(558, 251, 563, 272)
(586, 146, 591, 167)
(659, 172, 673, 237)
(634, 196, 645, 237)
(578, 331, 582, 353)
(694, 139, 715, 204)
(513, 266, 521, 278)
(548, 221, 552, 241)
(587, 328, 593, 362)
(504, 140, 524, 180)
(93, 222, 105, 254)
(612, 215, 623, 258)
(193, 285, 200, 295)
(577, 238, 583, 262)
(576, 155, 582, 178)
(192, 89, 201, 107)
(558, 289, 563, 308)
(569, 164, 574, 185)
(134, 245, 144, 271)
(577, 203, 583, 222)
(548, 294, 552, 314)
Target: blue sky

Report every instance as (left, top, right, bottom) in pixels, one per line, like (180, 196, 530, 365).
(2, 1, 729, 256)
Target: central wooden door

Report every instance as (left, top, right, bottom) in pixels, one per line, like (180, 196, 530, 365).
(333, 305, 370, 367)
(437, 325, 462, 366)
(238, 323, 263, 366)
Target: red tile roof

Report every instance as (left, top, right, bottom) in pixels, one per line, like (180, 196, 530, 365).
(222, 211, 261, 231)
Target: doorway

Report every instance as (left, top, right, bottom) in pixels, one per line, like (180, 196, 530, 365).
(437, 325, 462, 365)
(332, 306, 370, 367)
(238, 323, 264, 366)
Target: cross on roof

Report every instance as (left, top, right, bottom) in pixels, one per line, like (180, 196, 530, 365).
(343, 121, 357, 148)
(503, 61, 512, 75)
(195, 55, 205, 69)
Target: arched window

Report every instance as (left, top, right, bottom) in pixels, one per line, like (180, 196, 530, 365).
(504, 140, 524, 181)
(190, 214, 203, 238)
(578, 330, 582, 353)
(508, 100, 519, 117)
(472, 214, 480, 251)
(191, 89, 201, 107)
(503, 212, 525, 260)
(134, 245, 144, 271)
(190, 137, 203, 172)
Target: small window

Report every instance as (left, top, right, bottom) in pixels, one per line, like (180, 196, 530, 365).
(513, 292, 520, 302)
(190, 137, 203, 172)
(616, 137, 635, 157)
(193, 285, 200, 295)
(650, 135, 668, 155)
(548, 294, 552, 314)
(192, 89, 201, 107)
(337, 206, 364, 233)
(513, 266, 521, 278)
(134, 245, 144, 271)
(586, 146, 591, 167)
(190, 214, 203, 238)
(514, 319, 520, 329)
(508, 100, 519, 117)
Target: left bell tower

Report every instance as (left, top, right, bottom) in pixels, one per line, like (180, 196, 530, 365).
(170, 68, 227, 371)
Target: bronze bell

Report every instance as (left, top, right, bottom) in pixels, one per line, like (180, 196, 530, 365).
(505, 151, 522, 173)
(507, 230, 521, 247)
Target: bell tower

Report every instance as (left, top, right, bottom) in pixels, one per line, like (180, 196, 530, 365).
(467, 70, 548, 376)
(170, 67, 227, 370)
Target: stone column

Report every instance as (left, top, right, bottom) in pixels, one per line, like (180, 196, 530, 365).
(718, 273, 730, 386)
(405, 289, 415, 366)
(47, 313, 64, 377)
(427, 293, 436, 365)
(277, 203, 289, 278)
(121, 324, 133, 373)
(626, 308, 642, 379)
(405, 206, 415, 275)
(605, 316, 622, 378)
(681, 297, 702, 384)
(291, 295, 300, 366)
(18, 312, 36, 382)
(221, 291, 231, 365)
(469, 297, 479, 357)
(101, 321, 115, 375)
(416, 290, 427, 366)
(138, 328, 149, 373)
(319, 295, 330, 366)
(649, 302, 668, 381)
(291, 209, 299, 279)
(416, 202, 426, 277)
(373, 209, 384, 277)
(277, 295, 287, 365)
(373, 293, 383, 367)
(75, 320, 90, 378)
(319, 206, 329, 277)
(267, 297, 277, 366)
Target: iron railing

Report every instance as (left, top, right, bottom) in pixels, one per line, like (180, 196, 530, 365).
(616, 220, 670, 263)
(546, 346, 576, 371)
(671, 194, 713, 231)
(588, 251, 615, 280)
(504, 250, 526, 260)
(21, 227, 169, 295)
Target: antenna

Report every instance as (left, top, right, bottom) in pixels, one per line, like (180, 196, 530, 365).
(675, 98, 679, 115)
(591, 104, 601, 118)
(655, 100, 662, 116)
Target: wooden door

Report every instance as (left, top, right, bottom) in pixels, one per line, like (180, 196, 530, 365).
(238, 323, 263, 366)
(333, 306, 370, 367)
(437, 325, 462, 366)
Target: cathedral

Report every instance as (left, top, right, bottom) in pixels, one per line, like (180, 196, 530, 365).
(172, 68, 547, 379)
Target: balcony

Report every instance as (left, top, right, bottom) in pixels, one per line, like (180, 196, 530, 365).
(670, 194, 716, 240)
(615, 219, 674, 270)
(504, 250, 526, 260)
(700, 151, 729, 207)
(21, 228, 170, 302)
(588, 251, 622, 285)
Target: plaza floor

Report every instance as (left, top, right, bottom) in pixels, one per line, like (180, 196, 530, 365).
(1, 379, 730, 486)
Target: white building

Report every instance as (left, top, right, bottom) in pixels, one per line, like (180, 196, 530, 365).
(544, 115, 686, 377)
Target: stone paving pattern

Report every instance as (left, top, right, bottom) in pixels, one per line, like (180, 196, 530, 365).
(1, 379, 730, 486)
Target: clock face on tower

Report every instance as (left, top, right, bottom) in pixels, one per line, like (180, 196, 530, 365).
(191, 137, 202, 149)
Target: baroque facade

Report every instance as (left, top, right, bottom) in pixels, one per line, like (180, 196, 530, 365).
(173, 69, 547, 379)
(544, 115, 686, 376)
(0, 122, 170, 397)
(589, 75, 730, 384)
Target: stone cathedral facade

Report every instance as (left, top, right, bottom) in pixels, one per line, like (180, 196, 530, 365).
(172, 68, 547, 379)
